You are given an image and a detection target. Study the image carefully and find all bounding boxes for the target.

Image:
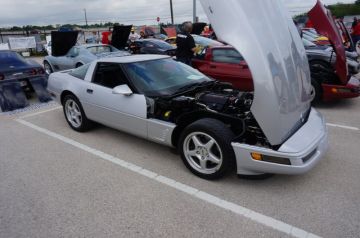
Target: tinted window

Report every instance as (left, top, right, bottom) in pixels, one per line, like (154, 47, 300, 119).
(152, 41, 174, 50)
(93, 63, 128, 88)
(66, 47, 79, 57)
(0, 51, 27, 68)
(87, 45, 118, 55)
(212, 49, 244, 64)
(69, 64, 90, 80)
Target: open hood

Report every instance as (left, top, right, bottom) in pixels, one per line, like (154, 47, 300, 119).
(308, 0, 347, 85)
(111, 25, 132, 49)
(51, 31, 78, 57)
(162, 27, 177, 38)
(191, 22, 207, 35)
(200, 0, 312, 146)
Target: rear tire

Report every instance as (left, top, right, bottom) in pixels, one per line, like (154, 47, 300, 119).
(178, 119, 235, 180)
(62, 94, 93, 132)
(44, 61, 53, 74)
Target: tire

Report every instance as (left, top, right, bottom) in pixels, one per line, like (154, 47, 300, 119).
(311, 78, 322, 103)
(44, 61, 53, 74)
(178, 118, 235, 180)
(62, 94, 93, 132)
(75, 63, 83, 68)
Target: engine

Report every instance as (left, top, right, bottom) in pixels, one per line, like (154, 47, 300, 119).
(147, 87, 270, 147)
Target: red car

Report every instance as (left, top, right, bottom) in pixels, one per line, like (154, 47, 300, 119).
(193, 1, 360, 103)
(192, 46, 253, 91)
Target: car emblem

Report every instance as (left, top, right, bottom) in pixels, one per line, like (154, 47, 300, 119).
(13, 72, 23, 76)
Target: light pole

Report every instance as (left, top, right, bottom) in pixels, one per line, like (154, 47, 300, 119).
(193, 0, 197, 23)
(170, 0, 174, 24)
(83, 8, 88, 28)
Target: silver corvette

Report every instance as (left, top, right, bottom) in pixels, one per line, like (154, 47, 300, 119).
(47, 0, 328, 180)
(43, 44, 130, 74)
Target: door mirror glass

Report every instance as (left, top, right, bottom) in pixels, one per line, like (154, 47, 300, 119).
(112, 84, 133, 96)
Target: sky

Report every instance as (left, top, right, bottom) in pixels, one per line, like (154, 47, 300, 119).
(0, 0, 355, 27)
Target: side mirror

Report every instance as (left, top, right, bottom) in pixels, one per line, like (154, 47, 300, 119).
(112, 84, 133, 96)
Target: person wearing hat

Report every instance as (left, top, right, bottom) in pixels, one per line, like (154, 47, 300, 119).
(176, 22, 197, 65)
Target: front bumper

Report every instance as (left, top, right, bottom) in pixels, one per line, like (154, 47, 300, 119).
(232, 108, 328, 175)
(322, 76, 360, 102)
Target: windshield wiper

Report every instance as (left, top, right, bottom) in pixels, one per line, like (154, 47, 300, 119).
(175, 81, 216, 93)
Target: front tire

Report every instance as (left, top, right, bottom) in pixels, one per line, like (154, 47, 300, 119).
(63, 94, 93, 132)
(178, 119, 235, 180)
(311, 79, 322, 103)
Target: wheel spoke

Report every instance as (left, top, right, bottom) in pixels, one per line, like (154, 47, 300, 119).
(191, 135, 203, 147)
(199, 159, 207, 170)
(204, 139, 215, 151)
(73, 116, 81, 125)
(207, 152, 221, 164)
(187, 150, 198, 157)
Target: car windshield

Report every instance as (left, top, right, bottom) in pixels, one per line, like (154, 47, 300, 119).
(0, 51, 27, 68)
(152, 40, 174, 50)
(192, 35, 223, 47)
(123, 58, 211, 96)
(87, 45, 118, 55)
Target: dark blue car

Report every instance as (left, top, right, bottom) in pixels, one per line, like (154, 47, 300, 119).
(0, 50, 45, 88)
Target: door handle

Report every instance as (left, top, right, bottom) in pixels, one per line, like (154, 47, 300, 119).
(86, 89, 93, 94)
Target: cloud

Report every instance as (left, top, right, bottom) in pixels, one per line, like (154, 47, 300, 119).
(0, 0, 355, 27)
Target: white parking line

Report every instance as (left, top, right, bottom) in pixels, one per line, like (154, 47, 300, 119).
(326, 123, 359, 131)
(19, 106, 62, 119)
(15, 118, 321, 238)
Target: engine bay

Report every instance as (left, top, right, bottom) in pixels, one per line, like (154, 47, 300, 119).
(146, 82, 270, 147)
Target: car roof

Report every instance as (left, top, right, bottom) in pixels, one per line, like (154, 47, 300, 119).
(97, 54, 170, 63)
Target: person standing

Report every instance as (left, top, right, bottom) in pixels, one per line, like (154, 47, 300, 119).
(176, 22, 196, 65)
(352, 19, 360, 44)
(352, 17, 358, 29)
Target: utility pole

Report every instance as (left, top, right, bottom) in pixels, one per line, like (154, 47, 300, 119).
(83, 8, 88, 28)
(193, 0, 197, 23)
(170, 0, 174, 25)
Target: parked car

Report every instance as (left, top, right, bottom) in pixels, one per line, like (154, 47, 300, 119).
(0, 50, 45, 91)
(308, 1, 360, 102)
(192, 46, 253, 91)
(44, 44, 130, 74)
(47, 0, 328, 180)
(130, 39, 176, 56)
(0, 50, 50, 112)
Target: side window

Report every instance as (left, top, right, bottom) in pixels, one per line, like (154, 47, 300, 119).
(69, 64, 90, 80)
(67, 47, 79, 57)
(212, 49, 244, 64)
(145, 42, 155, 48)
(93, 63, 128, 89)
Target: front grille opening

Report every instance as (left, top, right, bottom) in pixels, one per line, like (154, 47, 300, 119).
(262, 155, 291, 165)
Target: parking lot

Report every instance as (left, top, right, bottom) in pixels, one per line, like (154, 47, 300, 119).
(0, 90, 359, 238)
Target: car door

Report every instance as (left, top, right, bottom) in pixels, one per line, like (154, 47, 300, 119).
(56, 47, 79, 70)
(207, 48, 254, 91)
(81, 62, 148, 138)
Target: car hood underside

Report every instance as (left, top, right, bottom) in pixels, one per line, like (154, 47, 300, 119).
(200, 0, 313, 146)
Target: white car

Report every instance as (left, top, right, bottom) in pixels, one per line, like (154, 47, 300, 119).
(47, 0, 328, 180)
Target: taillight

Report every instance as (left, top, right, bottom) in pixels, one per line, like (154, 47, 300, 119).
(0, 74, 4, 80)
(37, 68, 45, 75)
(28, 69, 37, 76)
